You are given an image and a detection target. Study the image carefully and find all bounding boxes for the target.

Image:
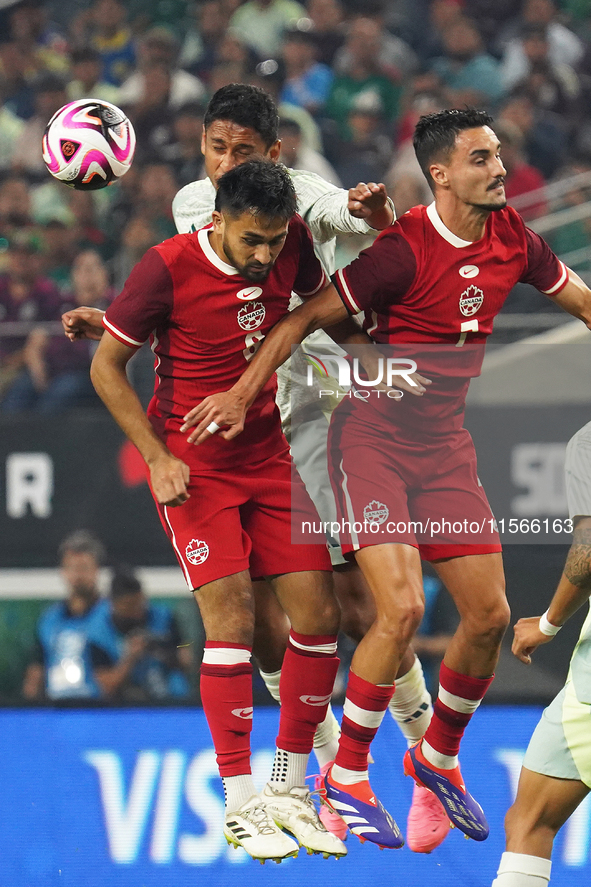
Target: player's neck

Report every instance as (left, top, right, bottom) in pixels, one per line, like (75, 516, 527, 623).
(208, 228, 235, 269)
(433, 198, 489, 243)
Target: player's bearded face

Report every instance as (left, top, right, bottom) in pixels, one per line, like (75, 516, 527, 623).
(221, 212, 290, 282)
(448, 127, 508, 212)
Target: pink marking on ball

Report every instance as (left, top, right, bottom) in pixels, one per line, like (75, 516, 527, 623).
(42, 133, 61, 173)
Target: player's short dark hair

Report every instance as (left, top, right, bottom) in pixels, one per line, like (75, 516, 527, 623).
(203, 83, 279, 149)
(215, 159, 297, 223)
(413, 108, 494, 192)
(58, 530, 106, 565)
(110, 568, 142, 599)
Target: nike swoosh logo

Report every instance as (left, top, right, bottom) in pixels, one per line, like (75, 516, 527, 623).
(231, 707, 253, 719)
(299, 694, 332, 706)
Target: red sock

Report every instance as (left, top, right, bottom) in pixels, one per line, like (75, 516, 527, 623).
(200, 642, 253, 777)
(423, 662, 493, 758)
(335, 671, 394, 772)
(276, 631, 339, 754)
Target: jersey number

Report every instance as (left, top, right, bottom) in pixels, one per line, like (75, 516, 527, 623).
(456, 319, 479, 347)
(243, 332, 266, 361)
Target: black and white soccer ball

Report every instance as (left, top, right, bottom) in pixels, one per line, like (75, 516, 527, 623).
(42, 99, 136, 191)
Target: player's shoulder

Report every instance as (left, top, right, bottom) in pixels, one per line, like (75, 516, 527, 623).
(152, 230, 201, 266)
(489, 204, 527, 240)
(172, 178, 213, 211)
(568, 421, 591, 452)
(371, 204, 425, 247)
(288, 166, 341, 199)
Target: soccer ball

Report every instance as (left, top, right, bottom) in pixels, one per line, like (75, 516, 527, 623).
(42, 99, 136, 191)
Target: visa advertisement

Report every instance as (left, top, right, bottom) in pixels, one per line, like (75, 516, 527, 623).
(1, 706, 590, 887)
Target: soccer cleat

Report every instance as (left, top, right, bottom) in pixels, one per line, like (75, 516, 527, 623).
(224, 795, 299, 862)
(261, 783, 348, 859)
(403, 742, 489, 842)
(322, 766, 404, 849)
(314, 763, 349, 842)
(406, 783, 451, 853)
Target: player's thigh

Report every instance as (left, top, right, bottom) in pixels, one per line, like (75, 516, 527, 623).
(269, 569, 339, 636)
(252, 579, 290, 673)
(193, 570, 255, 645)
(506, 767, 589, 847)
(432, 551, 509, 632)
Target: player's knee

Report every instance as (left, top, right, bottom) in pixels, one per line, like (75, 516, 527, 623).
(463, 596, 510, 646)
(375, 594, 424, 645)
(504, 800, 560, 844)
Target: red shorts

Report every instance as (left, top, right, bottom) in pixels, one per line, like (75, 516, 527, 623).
(153, 435, 331, 589)
(328, 403, 501, 561)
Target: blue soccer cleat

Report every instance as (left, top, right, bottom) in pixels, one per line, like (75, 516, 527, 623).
(403, 742, 489, 842)
(322, 766, 404, 849)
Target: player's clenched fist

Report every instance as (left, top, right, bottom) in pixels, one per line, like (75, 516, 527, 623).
(347, 182, 388, 219)
(148, 453, 191, 506)
(511, 615, 553, 664)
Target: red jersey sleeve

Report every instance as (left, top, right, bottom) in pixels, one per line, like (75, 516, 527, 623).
(520, 228, 568, 295)
(103, 248, 174, 347)
(292, 216, 328, 298)
(331, 228, 416, 314)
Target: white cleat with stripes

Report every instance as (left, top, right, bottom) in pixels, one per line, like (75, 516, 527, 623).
(261, 783, 348, 858)
(224, 795, 299, 863)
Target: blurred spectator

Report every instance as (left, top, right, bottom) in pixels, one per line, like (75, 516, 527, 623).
(117, 26, 206, 110)
(330, 89, 394, 187)
(547, 162, 591, 273)
(86, 0, 136, 87)
(131, 162, 179, 241)
(0, 84, 25, 174)
(405, 0, 464, 65)
(428, 16, 504, 108)
(66, 46, 122, 104)
(0, 177, 33, 241)
(0, 230, 60, 402)
(306, 0, 345, 66)
(333, 4, 418, 81)
(278, 117, 341, 184)
(498, 0, 584, 91)
(178, 0, 231, 82)
(229, 0, 307, 57)
(21, 530, 108, 701)
(68, 189, 117, 260)
(510, 24, 582, 123)
(249, 59, 324, 151)
(494, 118, 547, 220)
(124, 61, 176, 160)
(325, 16, 402, 140)
(41, 218, 78, 291)
(279, 27, 333, 115)
(11, 72, 68, 183)
(112, 214, 160, 289)
(88, 568, 191, 702)
(499, 88, 568, 178)
(0, 247, 110, 414)
(155, 102, 206, 187)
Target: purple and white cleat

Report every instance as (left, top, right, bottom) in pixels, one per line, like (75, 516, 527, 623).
(322, 766, 404, 849)
(403, 742, 489, 842)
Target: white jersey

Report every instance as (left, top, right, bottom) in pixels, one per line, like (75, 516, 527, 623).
(172, 168, 386, 427)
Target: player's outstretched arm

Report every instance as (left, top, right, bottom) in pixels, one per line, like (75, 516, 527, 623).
(91, 332, 190, 506)
(550, 268, 591, 329)
(181, 283, 347, 444)
(62, 307, 106, 341)
(512, 516, 591, 664)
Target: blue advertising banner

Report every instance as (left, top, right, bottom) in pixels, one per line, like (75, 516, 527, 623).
(1, 706, 590, 887)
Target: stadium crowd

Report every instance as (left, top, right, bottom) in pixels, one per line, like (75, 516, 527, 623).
(1, 0, 591, 412)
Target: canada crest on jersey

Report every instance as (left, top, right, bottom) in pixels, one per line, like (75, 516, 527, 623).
(185, 539, 209, 565)
(363, 500, 389, 525)
(459, 284, 484, 317)
(237, 301, 266, 331)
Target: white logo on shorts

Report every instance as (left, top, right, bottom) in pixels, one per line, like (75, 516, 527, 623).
(363, 500, 389, 524)
(237, 301, 266, 331)
(236, 286, 263, 301)
(299, 694, 333, 706)
(459, 284, 484, 317)
(459, 264, 480, 278)
(231, 707, 254, 719)
(185, 539, 209, 565)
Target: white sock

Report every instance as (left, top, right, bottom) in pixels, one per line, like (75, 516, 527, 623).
(222, 774, 257, 812)
(268, 748, 309, 791)
(492, 852, 551, 886)
(421, 738, 458, 770)
(331, 763, 369, 785)
(388, 655, 433, 745)
(260, 668, 340, 768)
(259, 668, 281, 704)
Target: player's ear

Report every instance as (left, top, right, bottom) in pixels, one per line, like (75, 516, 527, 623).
(201, 124, 207, 154)
(268, 139, 281, 163)
(429, 162, 448, 189)
(211, 210, 223, 234)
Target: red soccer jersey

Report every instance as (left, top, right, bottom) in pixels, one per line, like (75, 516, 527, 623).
(332, 202, 568, 426)
(104, 216, 327, 468)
